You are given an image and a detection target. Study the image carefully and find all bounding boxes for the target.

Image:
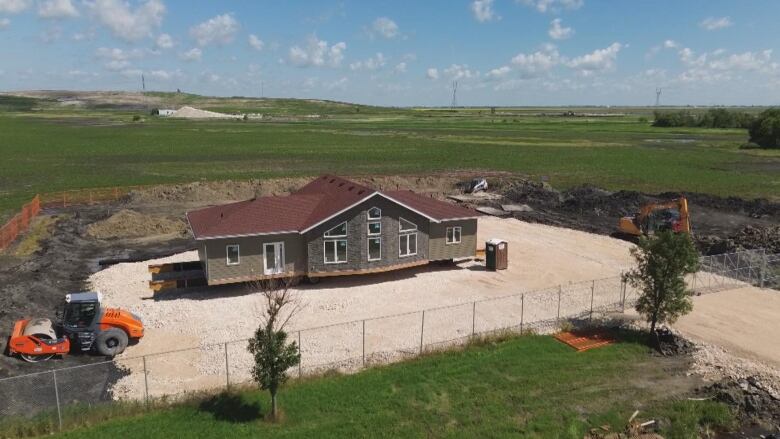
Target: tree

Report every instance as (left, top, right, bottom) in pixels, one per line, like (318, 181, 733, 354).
(247, 278, 302, 421)
(623, 231, 699, 335)
(748, 108, 780, 149)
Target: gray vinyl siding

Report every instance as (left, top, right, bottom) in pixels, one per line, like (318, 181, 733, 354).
(305, 195, 429, 274)
(203, 233, 305, 284)
(428, 219, 478, 261)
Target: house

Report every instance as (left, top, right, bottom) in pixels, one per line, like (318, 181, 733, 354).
(186, 176, 479, 285)
(152, 109, 176, 116)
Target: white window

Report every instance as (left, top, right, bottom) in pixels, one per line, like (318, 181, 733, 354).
(368, 221, 381, 236)
(226, 245, 240, 266)
(399, 217, 417, 232)
(399, 233, 417, 258)
(368, 237, 381, 261)
(263, 242, 285, 275)
(446, 226, 462, 244)
(367, 207, 381, 220)
(324, 221, 348, 238)
(324, 239, 348, 264)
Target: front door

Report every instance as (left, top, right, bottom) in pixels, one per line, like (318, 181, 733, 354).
(263, 242, 285, 275)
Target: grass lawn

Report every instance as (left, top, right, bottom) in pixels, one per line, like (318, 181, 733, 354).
(2, 96, 778, 221)
(35, 335, 732, 439)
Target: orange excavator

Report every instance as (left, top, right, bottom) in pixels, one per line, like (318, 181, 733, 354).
(8, 292, 144, 362)
(617, 197, 691, 237)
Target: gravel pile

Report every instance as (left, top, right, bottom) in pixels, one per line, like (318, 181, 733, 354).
(171, 106, 243, 119)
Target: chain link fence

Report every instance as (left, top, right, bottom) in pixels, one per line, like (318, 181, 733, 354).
(1, 249, 776, 434)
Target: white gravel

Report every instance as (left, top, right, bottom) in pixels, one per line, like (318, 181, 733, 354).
(90, 217, 637, 399)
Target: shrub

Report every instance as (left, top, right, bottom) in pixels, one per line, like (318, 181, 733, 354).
(748, 108, 780, 149)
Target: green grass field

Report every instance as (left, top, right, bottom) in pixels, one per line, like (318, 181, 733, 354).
(1, 93, 778, 221)
(32, 335, 732, 439)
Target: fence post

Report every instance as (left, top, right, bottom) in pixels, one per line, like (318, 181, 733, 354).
(362, 320, 366, 367)
(52, 370, 62, 431)
(520, 294, 524, 334)
(143, 356, 149, 405)
(760, 249, 767, 288)
(621, 279, 626, 313)
(557, 285, 562, 322)
(471, 301, 476, 336)
(419, 311, 425, 354)
(224, 342, 230, 390)
(298, 331, 302, 378)
(589, 280, 595, 321)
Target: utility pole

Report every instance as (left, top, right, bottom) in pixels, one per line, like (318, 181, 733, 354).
(451, 80, 458, 108)
(141, 74, 146, 92)
(655, 88, 662, 106)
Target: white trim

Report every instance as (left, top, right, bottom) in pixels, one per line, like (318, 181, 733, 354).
(324, 221, 348, 238)
(367, 206, 382, 220)
(399, 233, 418, 258)
(367, 237, 382, 261)
(226, 244, 240, 266)
(300, 192, 379, 233)
(194, 230, 299, 241)
(399, 216, 418, 232)
(263, 242, 285, 275)
(367, 220, 381, 236)
(446, 226, 462, 245)
(323, 239, 348, 264)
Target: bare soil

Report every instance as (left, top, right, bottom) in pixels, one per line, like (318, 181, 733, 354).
(86, 209, 188, 240)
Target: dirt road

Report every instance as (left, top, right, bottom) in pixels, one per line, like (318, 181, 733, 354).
(674, 286, 780, 368)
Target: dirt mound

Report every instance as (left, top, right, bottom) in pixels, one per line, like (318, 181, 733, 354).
(172, 106, 242, 119)
(697, 225, 780, 255)
(655, 328, 697, 357)
(126, 178, 309, 205)
(87, 209, 188, 239)
(504, 180, 562, 205)
(704, 377, 780, 426)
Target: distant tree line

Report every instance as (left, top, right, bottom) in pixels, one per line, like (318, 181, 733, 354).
(652, 108, 754, 129)
(652, 108, 780, 149)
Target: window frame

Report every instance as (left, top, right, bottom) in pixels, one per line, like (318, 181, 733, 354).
(367, 237, 382, 261)
(399, 216, 417, 232)
(262, 242, 286, 275)
(323, 239, 348, 264)
(399, 233, 418, 258)
(367, 220, 382, 236)
(324, 221, 348, 238)
(226, 244, 240, 266)
(367, 207, 382, 220)
(446, 226, 462, 245)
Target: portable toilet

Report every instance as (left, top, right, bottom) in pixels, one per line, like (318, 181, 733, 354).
(485, 239, 508, 271)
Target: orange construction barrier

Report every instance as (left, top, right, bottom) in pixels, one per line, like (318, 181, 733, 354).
(0, 195, 41, 251)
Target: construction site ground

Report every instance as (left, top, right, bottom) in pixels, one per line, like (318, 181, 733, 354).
(0, 174, 778, 429)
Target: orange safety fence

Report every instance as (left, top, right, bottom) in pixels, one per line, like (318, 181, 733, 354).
(39, 185, 148, 208)
(0, 195, 41, 251)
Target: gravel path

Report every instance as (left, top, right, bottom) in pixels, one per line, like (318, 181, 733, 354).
(89, 217, 636, 399)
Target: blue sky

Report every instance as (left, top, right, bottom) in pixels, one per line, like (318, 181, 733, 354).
(1, 0, 779, 106)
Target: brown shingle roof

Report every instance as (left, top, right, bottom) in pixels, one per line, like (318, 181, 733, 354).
(382, 190, 479, 221)
(187, 176, 479, 239)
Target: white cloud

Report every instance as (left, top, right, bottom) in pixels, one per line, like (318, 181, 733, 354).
(700, 16, 732, 31)
(71, 29, 96, 41)
(155, 32, 173, 49)
(350, 53, 386, 71)
(566, 42, 622, 75)
(148, 69, 181, 81)
(0, 17, 9, 29)
(325, 77, 348, 91)
(247, 34, 264, 51)
(84, 0, 165, 42)
(548, 18, 573, 40)
(471, 0, 498, 23)
(485, 65, 511, 80)
(190, 13, 239, 46)
(393, 62, 407, 73)
(179, 47, 202, 61)
(371, 17, 399, 39)
(664, 39, 679, 49)
(38, 0, 78, 18)
(708, 49, 773, 72)
(288, 35, 346, 68)
(426, 67, 439, 80)
(0, 0, 31, 14)
(511, 47, 561, 77)
(518, 0, 584, 13)
(95, 46, 145, 70)
(444, 64, 478, 80)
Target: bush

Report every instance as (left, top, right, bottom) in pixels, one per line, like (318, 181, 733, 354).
(132, 115, 142, 122)
(652, 109, 754, 129)
(748, 108, 780, 149)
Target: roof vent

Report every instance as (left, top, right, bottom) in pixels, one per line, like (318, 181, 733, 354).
(348, 186, 354, 191)
(329, 179, 336, 183)
(358, 190, 364, 195)
(338, 182, 345, 187)
(220, 212, 224, 218)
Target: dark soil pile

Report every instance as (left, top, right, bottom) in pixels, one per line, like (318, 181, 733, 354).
(697, 225, 780, 255)
(704, 377, 780, 428)
(655, 328, 697, 357)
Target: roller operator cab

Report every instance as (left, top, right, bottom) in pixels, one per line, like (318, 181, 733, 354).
(60, 292, 144, 356)
(8, 292, 144, 362)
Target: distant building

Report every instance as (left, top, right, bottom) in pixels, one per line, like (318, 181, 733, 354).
(151, 109, 176, 116)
